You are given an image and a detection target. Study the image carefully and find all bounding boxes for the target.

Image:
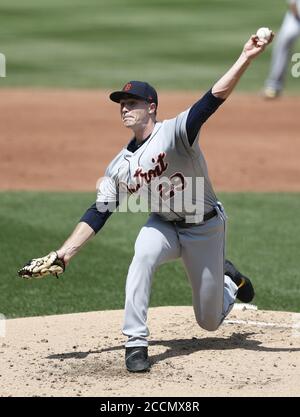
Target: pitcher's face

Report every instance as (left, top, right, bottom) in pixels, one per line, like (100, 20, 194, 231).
(120, 98, 152, 129)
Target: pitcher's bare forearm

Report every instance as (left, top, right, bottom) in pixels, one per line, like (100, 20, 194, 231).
(212, 52, 251, 99)
(212, 33, 274, 100)
(56, 222, 95, 263)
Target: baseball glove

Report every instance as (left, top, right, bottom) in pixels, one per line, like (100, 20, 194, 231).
(18, 251, 65, 279)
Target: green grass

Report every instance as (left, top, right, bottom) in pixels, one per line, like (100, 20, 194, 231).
(0, 0, 299, 91)
(0, 191, 300, 318)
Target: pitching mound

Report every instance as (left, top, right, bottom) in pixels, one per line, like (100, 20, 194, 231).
(2, 306, 300, 397)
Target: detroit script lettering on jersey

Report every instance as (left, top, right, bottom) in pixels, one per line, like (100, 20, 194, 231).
(127, 152, 168, 193)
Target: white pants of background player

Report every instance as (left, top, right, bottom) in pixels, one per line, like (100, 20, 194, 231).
(123, 204, 238, 347)
(265, 11, 300, 92)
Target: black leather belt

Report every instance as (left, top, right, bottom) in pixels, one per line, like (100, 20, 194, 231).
(173, 208, 218, 227)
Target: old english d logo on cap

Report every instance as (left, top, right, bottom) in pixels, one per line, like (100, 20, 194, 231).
(123, 83, 132, 92)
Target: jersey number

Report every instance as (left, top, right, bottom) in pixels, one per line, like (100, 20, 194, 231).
(157, 172, 186, 201)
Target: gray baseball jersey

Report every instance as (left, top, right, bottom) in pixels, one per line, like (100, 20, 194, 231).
(97, 107, 218, 222)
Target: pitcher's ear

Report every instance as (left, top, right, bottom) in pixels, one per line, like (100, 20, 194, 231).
(148, 102, 157, 114)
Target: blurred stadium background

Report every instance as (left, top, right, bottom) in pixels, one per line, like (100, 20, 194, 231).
(1, 0, 299, 91)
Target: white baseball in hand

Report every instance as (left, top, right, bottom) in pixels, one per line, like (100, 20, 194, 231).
(256, 27, 272, 41)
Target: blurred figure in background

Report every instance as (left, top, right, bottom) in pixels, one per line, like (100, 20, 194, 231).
(263, 0, 300, 98)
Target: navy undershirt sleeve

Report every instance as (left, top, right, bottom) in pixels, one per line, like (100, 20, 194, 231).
(80, 202, 117, 234)
(186, 89, 225, 145)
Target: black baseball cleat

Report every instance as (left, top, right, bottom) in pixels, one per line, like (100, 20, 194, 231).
(224, 259, 255, 303)
(125, 346, 151, 373)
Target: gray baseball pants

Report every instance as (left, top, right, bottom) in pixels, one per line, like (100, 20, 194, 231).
(123, 204, 238, 347)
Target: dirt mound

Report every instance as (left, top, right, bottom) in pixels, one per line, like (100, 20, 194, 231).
(1, 306, 300, 397)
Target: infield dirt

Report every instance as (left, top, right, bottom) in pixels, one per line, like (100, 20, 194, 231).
(1, 89, 300, 192)
(2, 306, 300, 397)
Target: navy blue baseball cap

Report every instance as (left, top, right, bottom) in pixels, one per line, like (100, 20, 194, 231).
(109, 81, 158, 106)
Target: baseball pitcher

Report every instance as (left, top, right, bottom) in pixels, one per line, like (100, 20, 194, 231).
(18, 32, 274, 373)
